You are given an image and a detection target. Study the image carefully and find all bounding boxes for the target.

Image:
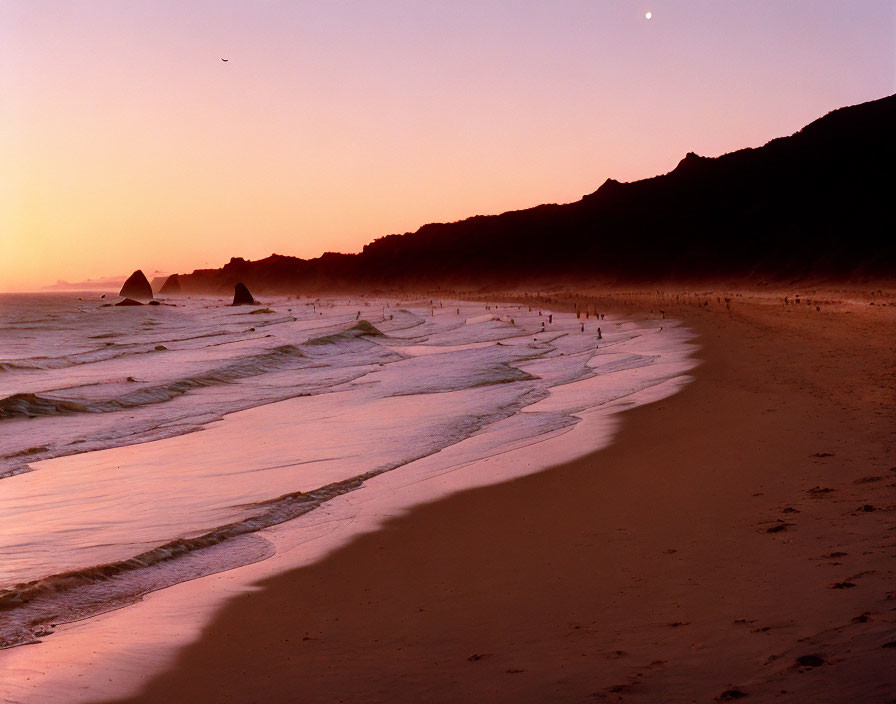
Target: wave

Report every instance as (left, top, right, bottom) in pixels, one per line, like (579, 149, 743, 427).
(0, 304, 698, 654)
(0, 476, 361, 621)
(0, 345, 307, 420)
(0, 329, 242, 374)
(0, 389, 525, 648)
(302, 320, 385, 346)
(0, 350, 137, 373)
(0, 360, 66, 373)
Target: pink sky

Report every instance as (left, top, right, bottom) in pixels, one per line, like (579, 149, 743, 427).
(2, 0, 893, 290)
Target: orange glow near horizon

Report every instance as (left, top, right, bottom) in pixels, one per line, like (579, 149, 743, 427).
(2, 1, 893, 291)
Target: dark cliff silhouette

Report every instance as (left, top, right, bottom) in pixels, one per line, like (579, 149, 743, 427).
(159, 274, 182, 295)
(171, 95, 895, 293)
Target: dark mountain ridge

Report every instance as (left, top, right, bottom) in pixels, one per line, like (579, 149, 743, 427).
(172, 94, 895, 294)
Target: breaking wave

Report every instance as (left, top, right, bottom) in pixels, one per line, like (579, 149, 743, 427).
(0, 390, 532, 648)
(302, 320, 385, 346)
(0, 345, 307, 420)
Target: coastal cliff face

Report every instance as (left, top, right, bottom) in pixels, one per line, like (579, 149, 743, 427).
(171, 95, 895, 294)
(159, 274, 182, 295)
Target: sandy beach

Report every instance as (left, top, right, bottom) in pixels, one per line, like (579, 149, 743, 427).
(6, 4, 892, 701)
(109, 289, 895, 704)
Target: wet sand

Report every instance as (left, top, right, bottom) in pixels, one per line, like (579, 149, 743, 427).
(114, 292, 895, 703)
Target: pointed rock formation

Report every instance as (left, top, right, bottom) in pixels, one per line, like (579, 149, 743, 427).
(159, 274, 182, 295)
(119, 270, 153, 301)
(232, 282, 255, 305)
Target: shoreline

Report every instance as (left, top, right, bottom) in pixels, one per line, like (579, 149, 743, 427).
(108, 291, 894, 702)
(0, 302, 696, 700)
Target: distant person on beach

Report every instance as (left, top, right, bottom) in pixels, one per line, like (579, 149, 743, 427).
(597, 327, 602, 339)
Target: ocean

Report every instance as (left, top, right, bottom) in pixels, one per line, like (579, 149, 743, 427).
(0, 292, 697, 650)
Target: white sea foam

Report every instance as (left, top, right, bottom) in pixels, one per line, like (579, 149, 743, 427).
(0, 293, 698, 655)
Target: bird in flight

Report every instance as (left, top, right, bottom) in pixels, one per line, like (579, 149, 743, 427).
(221, 58, 229, 62)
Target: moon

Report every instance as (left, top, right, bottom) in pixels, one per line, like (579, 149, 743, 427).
(645, 11, 652, 19)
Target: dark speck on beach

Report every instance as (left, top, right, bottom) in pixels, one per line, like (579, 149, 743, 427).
(807, 486, 834, 495)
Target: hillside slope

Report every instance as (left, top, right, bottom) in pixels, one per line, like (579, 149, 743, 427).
(173, 94, 895, 293)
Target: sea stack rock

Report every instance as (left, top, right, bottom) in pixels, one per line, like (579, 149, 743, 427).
(115, 298, 144, 306)
(232, 282, 255, 305)
(119, 270, 153, 301)
(159, 274, 182, 295)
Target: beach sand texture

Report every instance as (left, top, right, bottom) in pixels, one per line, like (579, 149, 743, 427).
(111, 291, 895, 704)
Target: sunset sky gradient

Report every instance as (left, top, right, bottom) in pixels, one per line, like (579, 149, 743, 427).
(2, 0, 893, 290)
